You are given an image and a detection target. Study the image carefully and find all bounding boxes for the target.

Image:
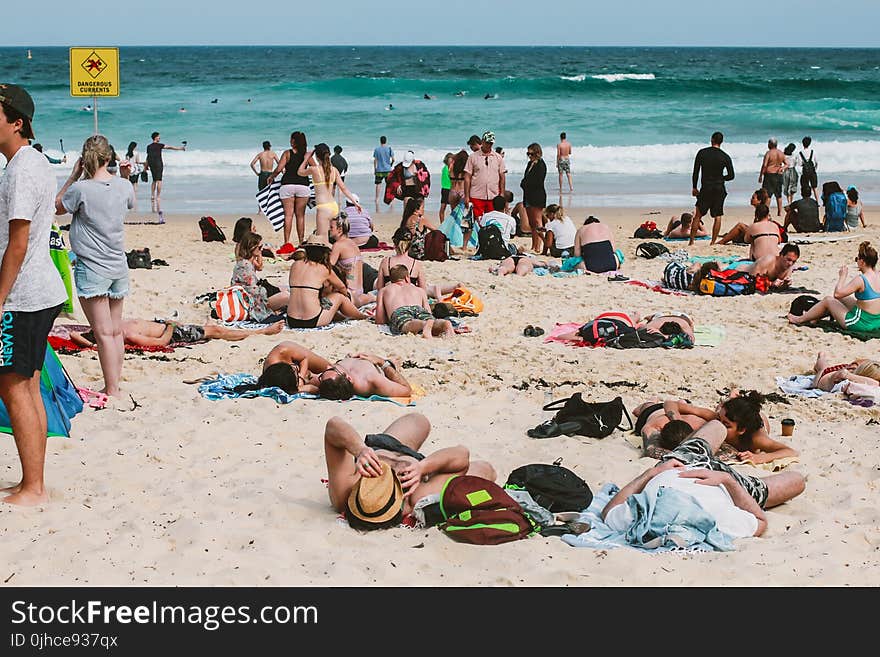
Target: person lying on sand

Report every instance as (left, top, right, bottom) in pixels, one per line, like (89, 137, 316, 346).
(664, 212, 706, 239)
(555, 310, 694, 342)
(323, 412, 496, 530)
(489, 252, 551, 276)
(735, 243, 800, 290)
(375, 265, 454, 338)
(314, 352, 413, 401)
(69, 318, 283, 349)
(603, 419, 806, 539)
(637, 391, 798, 464)
(810, 352, 880, 392)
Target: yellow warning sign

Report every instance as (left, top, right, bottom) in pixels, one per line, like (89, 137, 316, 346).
(69, 47, 119, 97)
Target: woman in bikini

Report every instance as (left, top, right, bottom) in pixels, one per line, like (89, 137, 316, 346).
(298, 142, 362, 245)
(265, 130, 310, 250)
(717, 203, 782, 260)
(788, 241, 880, 336)
(285, 239, 367, 329)
(329, 214, 373, 307)
(376, 226, 461, 298)
(810, 353, 880, 392)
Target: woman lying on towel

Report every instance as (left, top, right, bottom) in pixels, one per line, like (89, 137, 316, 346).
(555, 310, 694, 342)
(572, 216, 622, 274)
(788, 241, 880, 336)
(810, 352, 880, 392)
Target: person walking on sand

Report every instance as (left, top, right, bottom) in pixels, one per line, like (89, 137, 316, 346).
(373, 135, 394, 209)
(55, 134, 134, 398)
(556, 132, 573, 192)
(375, 264, 454, 339)
(759, 138, 786, 218)
(689, 131, 735, 245)
(0, 83, 69, 506)
(145, 131, 185, 222)
(250, 140, 279, 193)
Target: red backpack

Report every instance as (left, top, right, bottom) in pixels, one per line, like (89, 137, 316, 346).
(198, 216, 227, 243)
(698, 269, 756, 296)
(422, 229, 450, 262)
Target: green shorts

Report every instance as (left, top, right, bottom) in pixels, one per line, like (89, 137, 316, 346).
(844, 307, 880, 335)
(389, 305, 432, 335)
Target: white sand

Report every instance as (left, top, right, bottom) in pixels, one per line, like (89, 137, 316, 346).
(1, 204, 879, 586)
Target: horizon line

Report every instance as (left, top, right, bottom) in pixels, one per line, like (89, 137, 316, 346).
(5, 44, 880, 49)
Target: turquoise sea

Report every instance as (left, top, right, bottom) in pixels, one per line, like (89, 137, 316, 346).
(2, 46, 879, 214)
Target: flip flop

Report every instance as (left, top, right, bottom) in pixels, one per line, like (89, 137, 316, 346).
(526, 419, 584, 439)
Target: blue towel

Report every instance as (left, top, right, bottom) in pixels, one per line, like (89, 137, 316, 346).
(666, 235, 710, 242)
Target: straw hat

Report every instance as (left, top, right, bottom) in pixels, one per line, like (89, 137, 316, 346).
(346, 462, 404, 526)
(301, 232, 331, 249)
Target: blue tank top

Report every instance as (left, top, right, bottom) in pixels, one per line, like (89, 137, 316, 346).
(855, 274, 880, 301)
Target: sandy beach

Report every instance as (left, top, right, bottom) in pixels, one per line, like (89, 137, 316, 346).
(1, 202, 879, 587)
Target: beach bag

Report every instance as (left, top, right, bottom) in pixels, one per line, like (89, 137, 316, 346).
(633, 221, 662, 239)
(533, 394, 634, 439)
(606, 327, 669, 349)
(422, 229, 450, 262)
(576, 311, 637, 346)
(441, 287, 483, 315)
(824, 192, 847, 232)
(789, 294, 821, 317)
(475, 224, 511, 261)
(437, 475, 539, 545)
(126, 248, 152, 269)
(199, 215, 227, 242)
(49, 224, 75, 314)
(636, 242, 669, 259)
(505, 458, 593, 513)
(212, 285, 251, 322)
(698, 269, 756, 296)
(362, 261, 378, 293)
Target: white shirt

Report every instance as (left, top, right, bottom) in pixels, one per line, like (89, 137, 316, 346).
(795, 147, 818, 172)
(546, 216, 576, 249)
(479, 210, 516, 240)
(0, 146, 68, 311)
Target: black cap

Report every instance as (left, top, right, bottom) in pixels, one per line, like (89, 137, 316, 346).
(0, 83, 35, 139)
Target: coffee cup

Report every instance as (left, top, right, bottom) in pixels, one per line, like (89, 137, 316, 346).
(781, 418, 795, 437)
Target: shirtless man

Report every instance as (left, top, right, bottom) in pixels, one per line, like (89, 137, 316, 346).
(69, 318, 282, 348)
(314, 352, 413, 401)
(573, 216, 620, 273)
(717, 204, 782, 260)
(664, 213, 706, 239)
(323, 413, 496, 530)
(556, 132, 573, 192)
(250, 140, 279, 192)
(375, 265, 454, 338)
(735, 243, 800, 289)
(759, 138, 787, 217)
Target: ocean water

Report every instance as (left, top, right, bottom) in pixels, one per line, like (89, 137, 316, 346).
(2, 46, 879, 215)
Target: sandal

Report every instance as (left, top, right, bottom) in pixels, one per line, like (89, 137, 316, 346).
(526, 418, 586, 439)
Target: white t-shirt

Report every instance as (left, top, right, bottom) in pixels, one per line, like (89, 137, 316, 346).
(479, 210, 516, 240)
(605, 468, 759, 539)
(795, 147, 818, 173)
(0, 146, 67, 311)
(546, 216, 576, 249)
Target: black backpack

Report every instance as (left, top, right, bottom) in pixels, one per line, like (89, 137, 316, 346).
(789, 294, 821, 317)
(606, 327, 668, 349)
(505, 458, 593, 513)
(476, 224, 512, 261)
(527, 393, 634, 439)
(636, 242, 669, 259)
(199, 216, 227, 243)
(126, 248, 152, 269)
(800, 151, 816, 179)
(633, 226, 663, 239)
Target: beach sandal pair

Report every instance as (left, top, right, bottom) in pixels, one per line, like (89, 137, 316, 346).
(527, 417, 589, 439)
(523, 325, 545, 337)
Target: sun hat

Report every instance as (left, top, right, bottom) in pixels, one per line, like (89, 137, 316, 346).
(301, 232, 331, 252)
(346, 462, 404, 526)
(481, 130, 495, 144)
(402, 150, 415, 167)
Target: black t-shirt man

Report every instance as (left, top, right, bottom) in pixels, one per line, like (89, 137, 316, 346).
(786, 197, 820, 233)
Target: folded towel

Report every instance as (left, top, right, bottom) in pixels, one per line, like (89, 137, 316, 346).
(693, 325, 725, 347)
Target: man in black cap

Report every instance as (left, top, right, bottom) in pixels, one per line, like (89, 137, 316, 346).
(0, 83, 69, 506)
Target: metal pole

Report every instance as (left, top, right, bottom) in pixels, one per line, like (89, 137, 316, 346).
(93, 95, 98, 135)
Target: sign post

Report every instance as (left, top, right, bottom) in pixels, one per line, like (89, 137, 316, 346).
(69, 47, 119, 135)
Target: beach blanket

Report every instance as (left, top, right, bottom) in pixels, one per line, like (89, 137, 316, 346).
(559, 483, 718, 553)
(624, 279, 691, 297)
(776, 374, 878, 406)
(693, 325, 726, 347)
(545, 322, 702, 348)
(220, 319, 351, 333)
(688, 255, 741, 266)
(665, 235, 709, 242)
(359, 241, 394, 252)
(788, 233, 861, 244)
(255, 182, 286, 232)
(198, 373, 424, 406)
(817, 319, 879, 341)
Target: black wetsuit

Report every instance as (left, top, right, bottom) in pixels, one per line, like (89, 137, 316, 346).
(146, 142, 165, 181)
(692, 146, 734, 217)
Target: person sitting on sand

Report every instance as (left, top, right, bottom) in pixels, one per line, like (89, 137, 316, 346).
(782, 187, 822, 234)
(286, 237, 367, 329)
(398, 197, 438, 260)
(375, 265, 454, 338)
(788, 241, 880, 336)
(644, 391, 798, 464)
(69, 317, 283, 349)
(376, 226, 462, 298)
(342, 196, 379, 248)
(231, 232, 289, 323)
(314, 352, 413, 401)
(541, 204, 576, 258)
(573, 215, 621, 273)
(716, 204, 783, 260)
(329, 214, 373, 307)
(661, 260, 721, 292)
(665, 212, 706, 239)
(603, 420, 806, 540)
(323, 412, 496, 530)
(810, 352, 880, 392)
(735, 243, 800, 290)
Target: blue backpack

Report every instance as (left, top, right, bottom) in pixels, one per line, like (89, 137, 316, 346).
(824, 192, 847, 232)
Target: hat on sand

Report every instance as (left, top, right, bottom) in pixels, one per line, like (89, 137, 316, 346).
(481, 130, 495, 144)
(346, 463, 404, 529)
(0, 83, 35, 139)
(402, 150, 415, 167)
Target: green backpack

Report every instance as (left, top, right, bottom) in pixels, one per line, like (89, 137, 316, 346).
(437, 475, 540, 545)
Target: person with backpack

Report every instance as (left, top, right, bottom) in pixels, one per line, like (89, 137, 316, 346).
(821, 181, 848, 232)
(322, 412, 496, 531)
(796, 136, 819, 202)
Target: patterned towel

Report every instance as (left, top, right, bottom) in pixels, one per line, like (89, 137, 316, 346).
(220, 319, 350, 332)
(624, 279, 691, 297)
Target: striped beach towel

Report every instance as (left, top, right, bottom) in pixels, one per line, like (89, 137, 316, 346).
(256, 182, 285, 232)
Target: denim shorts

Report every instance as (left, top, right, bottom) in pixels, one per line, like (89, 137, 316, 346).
(74, 260, 129, 299)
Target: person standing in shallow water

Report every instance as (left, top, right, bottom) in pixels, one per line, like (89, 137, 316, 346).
(145, 130, 185, 222)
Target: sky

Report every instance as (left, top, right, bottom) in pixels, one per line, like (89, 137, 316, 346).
(8, 1, 880, 47)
